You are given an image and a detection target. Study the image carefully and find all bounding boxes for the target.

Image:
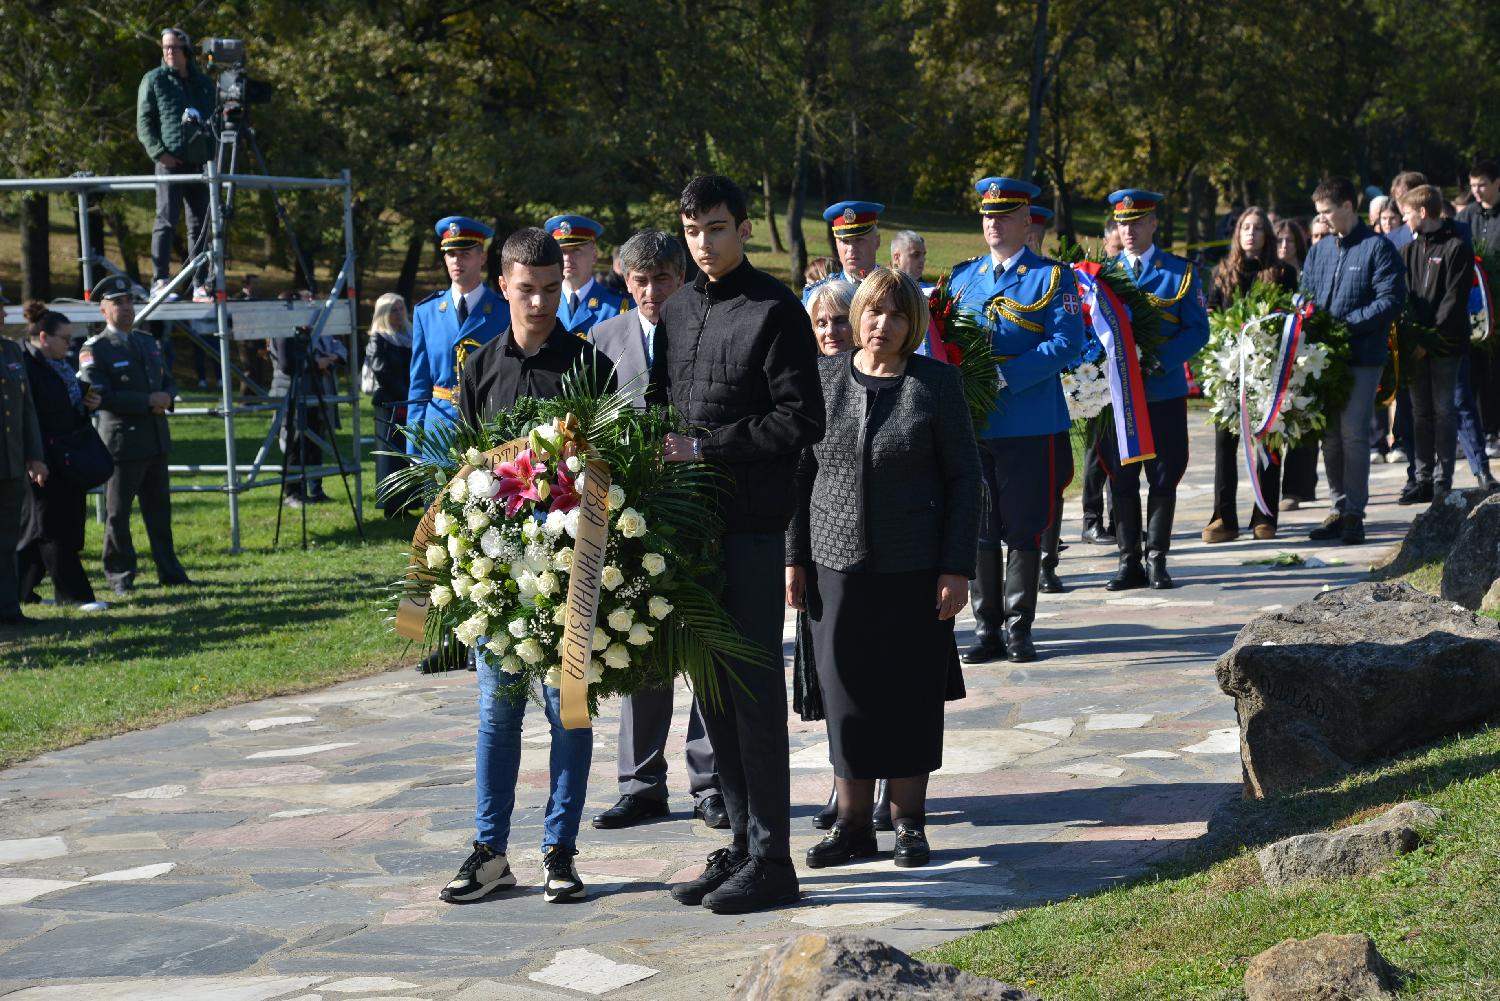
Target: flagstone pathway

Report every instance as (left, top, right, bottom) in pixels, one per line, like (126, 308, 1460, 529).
(0, 425, 1433, 999)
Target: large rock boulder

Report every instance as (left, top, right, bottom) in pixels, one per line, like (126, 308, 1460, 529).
(1243, 934, 1398, 1000)
(1374, 487, 1490, 578)
(730, 933, 1043, 1001)
(1216, 581, 1500, 797)
(1441, 493, 1500, 608)
(1256, 802, 1441, 886)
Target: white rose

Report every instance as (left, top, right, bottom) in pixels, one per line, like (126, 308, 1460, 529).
(454, 614, 488, 646)
(544, 509, 568, 536)
(606, 483, 626, 511)
(591, 628, 609, 651)
(430, 584, 453, 608)
(543, 666, 563, 689)
(607, 607, 634, 632)
(451, 574, 473, 599)
(499, 654, 524, 675)
(626, 622, 653, 646)
(448, 477, 467, 502)
(469, 556, 494, 580)
(552, 604, 568, 625)
(586, 659, 604, 684)
(515, 638, 545, 665)
(464, 446, 484, 466)
(447, 534, 466, 559)
(480, 527, 504, 558)
(564, 508, 581, 539)
(565, 455, 583, 474)
(466, 509, 491, 533)
(641, 552, 667, 576)
(469, 579, 494, 603)
(536, 571, 560, 596)
(433, 511, 453, 537)
(553, 548, 573, 571)
(425, 544, 448, 569)
(602, 643, 632, 670)
(507, 617, 528, 639)
(648, 595, 673, 620)
(616, 507, 647, 538)
(466, 468, 496, 500)
(485, 634, 510, 656)
(601, 565, 624, 591)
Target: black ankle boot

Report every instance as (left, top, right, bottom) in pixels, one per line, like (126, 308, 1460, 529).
(813, 782, 838, 829)
(805, 824, 878, 869)
(872, 780, 893, 831)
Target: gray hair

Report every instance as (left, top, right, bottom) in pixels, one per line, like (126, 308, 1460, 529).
(618, 229, 685, 277)
(803, 279, 857, 321)
(889, 230, 926, 255)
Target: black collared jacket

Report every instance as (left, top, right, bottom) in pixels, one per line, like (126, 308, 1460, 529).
(458, 321, 614, 426)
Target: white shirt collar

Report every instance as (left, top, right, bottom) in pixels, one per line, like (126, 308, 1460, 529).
(450, 283, 485, 312)
(564, 277, 595, 303)
(991, 248, 1026, 273)
(1125, 244, 1158, 270)
(636, 310, 656, 339)
(105, 324, 129, 337)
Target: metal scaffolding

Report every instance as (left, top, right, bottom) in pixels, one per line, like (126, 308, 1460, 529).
(0, 163, 362, 553)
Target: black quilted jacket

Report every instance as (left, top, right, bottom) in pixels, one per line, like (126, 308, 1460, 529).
(787, 352, 981, 577)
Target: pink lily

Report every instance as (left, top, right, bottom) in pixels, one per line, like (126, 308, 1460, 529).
(549, 463, 580, 513)
(496, 449, 548, 517)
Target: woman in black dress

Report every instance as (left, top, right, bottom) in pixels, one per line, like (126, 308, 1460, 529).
(16, 305, 108, 610)
(362, 292, 417, 517)
(787, 268, 981, 869)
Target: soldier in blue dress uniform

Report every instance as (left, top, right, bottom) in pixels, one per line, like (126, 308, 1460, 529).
(1023, 204, 1076, 594)
(953, 178, 1083, 663)
(801, 200, 885, 305)
(407, 215, 509, 457)
(1100, 189, 1211, 590)
(544, 215, 629, 335)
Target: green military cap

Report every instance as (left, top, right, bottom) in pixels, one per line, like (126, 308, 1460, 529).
(91, 274, 135, 302)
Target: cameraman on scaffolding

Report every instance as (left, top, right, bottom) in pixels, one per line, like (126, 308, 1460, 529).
(137, 27, 216, 304)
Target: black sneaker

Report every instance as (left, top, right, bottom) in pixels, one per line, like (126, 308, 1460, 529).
(1398, 482, 1433, 506)
(541, 845, 585, 902)
(670, 846, 747, 906)
(1341, 515, 1366, 545)
(439, 841, 516, 903)
(702, 855, 800, 914)
(893, 823, 931, 868)
(1308, 513, 1344, 541)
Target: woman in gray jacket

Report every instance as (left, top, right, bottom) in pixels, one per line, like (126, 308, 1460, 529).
(786, 268, 981, 868)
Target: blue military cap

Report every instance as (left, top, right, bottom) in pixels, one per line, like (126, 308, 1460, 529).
(91, 274, 136, 301)
(1108, 189, 1164, 222)
(975, 177, 1040, 215)
(823, 200, 884, 238)
(544, 214, 603, 248)
(434, 215, 494, 251)
(1029, 205, 1054, 226)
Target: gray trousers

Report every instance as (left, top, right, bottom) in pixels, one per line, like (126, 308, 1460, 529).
(1323, 364, 1384, 520)
(617, 687, 719, 803)
(1409, 353, 1462, 489)
(152, 161, 209, 287)
(698, 531, 791, 859)
(104, 455, 188, 589)
(0, 475, 25, 618)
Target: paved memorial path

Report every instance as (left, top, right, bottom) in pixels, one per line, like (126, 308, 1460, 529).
(0, 424, 1430, 999)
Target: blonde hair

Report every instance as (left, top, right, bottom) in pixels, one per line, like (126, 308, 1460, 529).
(849, 268, 929, 359)
(1399, 184, 1443, 218)
(369, 292, 408, 336)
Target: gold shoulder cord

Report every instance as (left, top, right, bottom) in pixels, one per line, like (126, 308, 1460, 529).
(985, 265, 1062, 333)
(1143, 266, 1193, 324)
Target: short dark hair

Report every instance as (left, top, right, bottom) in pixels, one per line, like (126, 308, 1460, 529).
(618, 229, 685, 277)
(1471, 158, 1500, 182)
(1312, 176, 1358, 210)
(680, 175, 748, 225)
(501, 227, 563, 272)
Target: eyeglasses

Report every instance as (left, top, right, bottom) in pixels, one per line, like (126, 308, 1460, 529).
(162, 44, 185, 51)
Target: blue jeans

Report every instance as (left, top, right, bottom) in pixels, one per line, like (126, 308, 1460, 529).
(1455, 354, 1490, 479)
(474, 651, 593, 854)
(1323, 364, 1384, 519)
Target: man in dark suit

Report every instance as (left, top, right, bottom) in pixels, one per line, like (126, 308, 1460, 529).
(587, 230, 726, 832)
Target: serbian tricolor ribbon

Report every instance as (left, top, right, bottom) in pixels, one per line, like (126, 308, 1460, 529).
(1473, 254, 1494, 343)
(1238, 298, 1313, 516)
(1073, 262, 1154, 464)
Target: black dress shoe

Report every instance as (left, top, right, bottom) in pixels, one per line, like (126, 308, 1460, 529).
(893, 823, 931, 868)
(1341, 515, 1366, 545)
(813, 782, 838, 829)
(873, 780, 893, 831)
(1398, 482, 1434, 506)
(694, 793, 729, 829)
(961, 636, 1005, 664)
(702, 855, 800, 914)
(1081, 523, 1116, 545)
(1105, 558, 1149, 591)
(1481, 472, 1500, 493)
(805, 824, 878, 869)
(592, 794, 670, 830)
(671, 847, 747, 905)
(1007, 632, 1037, 662)
(1039, 566, 1065, 593)
(1146, 555, 1174, 590)
(1308, 514, 1344, 541)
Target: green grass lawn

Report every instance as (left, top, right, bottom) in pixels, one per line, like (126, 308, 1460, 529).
(926, 725, 1500, 1000)
(0, 396, 416, 768)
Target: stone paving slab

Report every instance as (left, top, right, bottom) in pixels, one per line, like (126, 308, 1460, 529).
(0, 425, 1430, 997)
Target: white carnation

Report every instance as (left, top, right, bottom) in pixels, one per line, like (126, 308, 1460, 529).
(425, 543, 448, 569)
(507, 617, 528, 639)
(626, 622, 653, 646)
(448, 477, 467, 502)
(479, 527, 504, 557)
(648, 595, 673, 620)
(522, 520, 539, 541)
(616, 507, 647, 538)
(601, 565, 624, 591)
(641, 552, 666, 576)
(602, 643, 632, 670)
(485, 634, 510, 656)
(429, 584, 452, 608)
(515, 638, 545, 665)
(544, 509, 568, 536)
(564, 508, 581, 539)
(466, 468, 496, 500)
(607, 607, 634, 632)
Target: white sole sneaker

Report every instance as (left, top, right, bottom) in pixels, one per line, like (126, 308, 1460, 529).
(440, 853, 516, 903)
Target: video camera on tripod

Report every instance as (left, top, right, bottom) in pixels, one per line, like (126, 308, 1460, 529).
(199, 37, 273, 125)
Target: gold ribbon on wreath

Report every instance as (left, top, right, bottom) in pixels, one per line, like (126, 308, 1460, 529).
(395, 414, 609, 730)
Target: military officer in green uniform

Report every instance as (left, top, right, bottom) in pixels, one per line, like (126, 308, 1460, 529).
(1, 286, 49, 626)
(78, 275, 192, 594)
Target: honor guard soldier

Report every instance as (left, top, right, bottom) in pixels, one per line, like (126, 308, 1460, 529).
(953, 178, 1082, 663)
(1025, 204, 1073, 593)
(545, 215, 629, 335)
(1101, 188, 1210, 590)
(78, 275, 192, 594)
(802, 201, 884, 305)
(407, 215, 509, 456)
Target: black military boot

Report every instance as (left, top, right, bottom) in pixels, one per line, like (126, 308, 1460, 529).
(962, 549, 1005, 663)
(1004, 549, 1041, 662)
(1039, 517, 1066, 593)
(1145, 491, 1177, 589)
(1105, 488, 1148, 591)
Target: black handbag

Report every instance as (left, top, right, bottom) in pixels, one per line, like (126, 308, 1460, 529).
(45, 423, 115, 489)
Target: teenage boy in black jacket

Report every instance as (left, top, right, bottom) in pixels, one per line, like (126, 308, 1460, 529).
(1400, 184, 1477, 504)
(651, 175, 825, 914)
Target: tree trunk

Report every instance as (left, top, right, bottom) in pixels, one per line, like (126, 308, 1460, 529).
(786, 116, 810, 288)
(102, 204, 145, 286)
(20, 193, 51, 302)
(1022, 0, 1050, 181)
(396, 223, 426, 303)
(762, 169, 785, 254)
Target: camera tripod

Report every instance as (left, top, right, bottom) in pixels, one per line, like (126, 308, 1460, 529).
(272, 334, 366, 550)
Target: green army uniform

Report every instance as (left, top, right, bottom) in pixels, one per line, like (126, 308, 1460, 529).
(1, 331, 44, 622)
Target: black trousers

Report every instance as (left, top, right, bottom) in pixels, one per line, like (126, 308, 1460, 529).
(1281, 443, 1320, 501)
(697, 531, 790, 858)
(1100, 397, 1189, 553)
(18, 478, 96, 605)
(1472, 343, 1500, 437)
(978, 433, 1067, 552)
(1080, 442, 1111, 529)
(0, 475, 25, 618)
(374, 405, 418, 516)
(104, 455, 188, 589)
(616, 685, 719, 804)
(1210, 428, 1279, 531)
(282, 398, 327, 498)
(151, 160, 210, 287)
